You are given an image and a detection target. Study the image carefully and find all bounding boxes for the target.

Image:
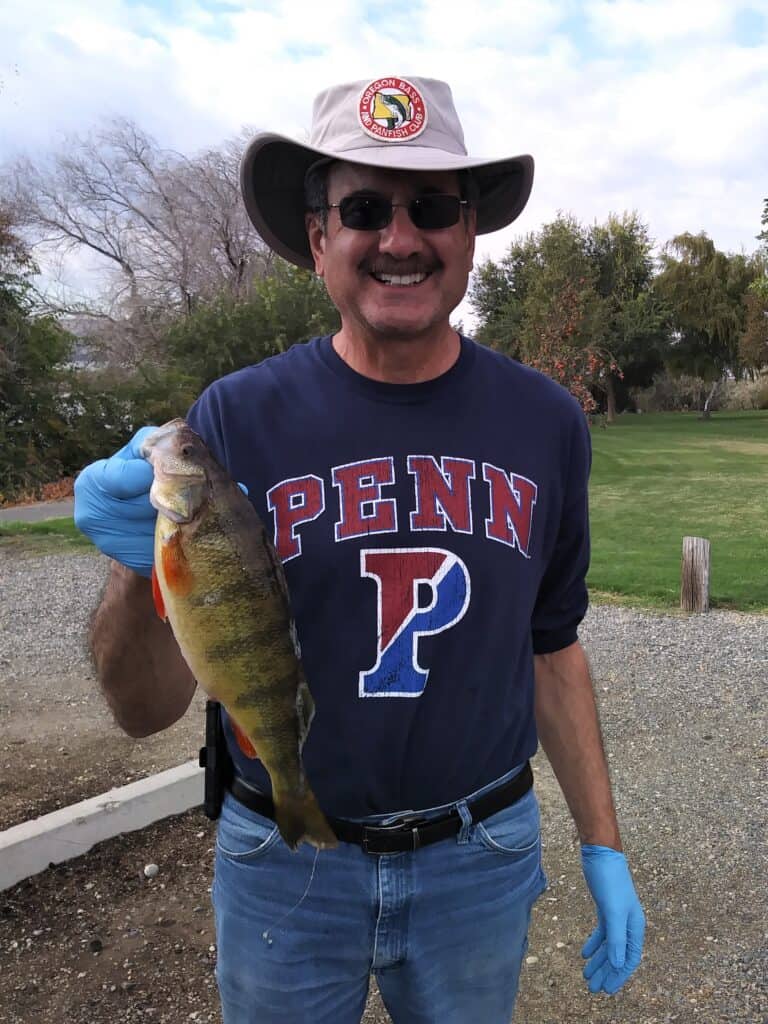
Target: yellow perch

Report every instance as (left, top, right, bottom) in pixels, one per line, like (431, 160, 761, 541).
(141, 418, 336, 851)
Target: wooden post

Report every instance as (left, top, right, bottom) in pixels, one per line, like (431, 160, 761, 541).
(680, 536, 711, 612)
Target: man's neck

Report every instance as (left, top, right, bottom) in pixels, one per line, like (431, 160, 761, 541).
(331, 324, 461, 384)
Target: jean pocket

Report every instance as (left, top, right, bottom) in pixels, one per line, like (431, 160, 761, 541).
(216, 794, 281, 862)
(474, 789, 541, 856)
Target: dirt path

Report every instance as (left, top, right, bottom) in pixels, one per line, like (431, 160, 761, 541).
(0, 500, 75, 523)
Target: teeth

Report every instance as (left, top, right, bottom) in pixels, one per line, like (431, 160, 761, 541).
(374, 272, 428, 286)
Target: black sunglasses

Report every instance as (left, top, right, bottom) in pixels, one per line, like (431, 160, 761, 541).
(326, 193, 469, 231)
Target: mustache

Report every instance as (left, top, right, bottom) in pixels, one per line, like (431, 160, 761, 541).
(363, 259, 441, 276)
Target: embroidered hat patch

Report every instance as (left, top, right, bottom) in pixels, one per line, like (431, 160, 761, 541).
(357, 77, 428, 143)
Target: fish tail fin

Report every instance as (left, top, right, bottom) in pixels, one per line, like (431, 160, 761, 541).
(273, 786, 337, 852)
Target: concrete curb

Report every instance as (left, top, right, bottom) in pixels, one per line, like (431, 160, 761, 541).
(0, 760, 203, 892)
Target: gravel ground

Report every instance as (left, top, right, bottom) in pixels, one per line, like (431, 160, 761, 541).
(0, 543, 766, 1023)
(0, 544, 208, 831)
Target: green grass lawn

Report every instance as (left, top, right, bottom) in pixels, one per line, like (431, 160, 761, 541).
(0, 517, 94, 553)
(2, 413, 767, 612)
(588, 410, 768, 611)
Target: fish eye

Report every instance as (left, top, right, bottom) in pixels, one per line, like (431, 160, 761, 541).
(181, 443, 195, 457)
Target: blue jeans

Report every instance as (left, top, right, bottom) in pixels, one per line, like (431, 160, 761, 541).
(212, 768, 547, 1023)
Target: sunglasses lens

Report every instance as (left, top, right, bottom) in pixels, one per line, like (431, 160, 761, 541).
(411, 195, 462, 229)
(338, 196, 392, 230)
(336, 194, 463, 231)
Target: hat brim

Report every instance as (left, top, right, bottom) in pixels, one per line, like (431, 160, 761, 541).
(240, 133, 534, 270)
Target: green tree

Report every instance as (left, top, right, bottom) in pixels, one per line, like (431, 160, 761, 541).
(757, 198, 768, 252)
(470, 216, 601, 354)
(0, 210, 76, 498)
(160, 260, 340, 394)
(470, 235, 540, 359)
(655, 233, 758, 411)
(470, 213, 664, 416)
(585, 213, 668, 420)
(516, 215, 603, 361)
(524, 278, 612, 415)
(0, 244, 343, 499)
(739, 257, 768, 372)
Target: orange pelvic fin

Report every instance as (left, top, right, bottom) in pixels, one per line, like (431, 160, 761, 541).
(151, 565, 166, 621)
(160, 530, 193, 597)
(231, 719, 258, 759)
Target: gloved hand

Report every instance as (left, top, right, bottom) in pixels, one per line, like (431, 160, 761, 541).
(581, 844, 645, 995)
(74, 426, 158, 577)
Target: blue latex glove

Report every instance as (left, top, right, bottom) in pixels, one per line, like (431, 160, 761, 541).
(581, 844, 645, 995)
(74, 426, 158, 577)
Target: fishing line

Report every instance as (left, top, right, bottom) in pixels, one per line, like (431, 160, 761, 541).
(262, 848, 321, 945)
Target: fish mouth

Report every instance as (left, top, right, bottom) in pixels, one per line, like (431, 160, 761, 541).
(152, 465, 206, 483)
(141, 418, 208, 522)
(152, 501, 193, 525)
(149, 477, 206, 524)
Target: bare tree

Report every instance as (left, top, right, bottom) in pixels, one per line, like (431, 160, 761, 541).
(172, 131, 273, 303)
(2, 119, 272, 364)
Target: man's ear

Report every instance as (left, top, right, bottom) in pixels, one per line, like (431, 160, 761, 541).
(305, 212, 326, 277)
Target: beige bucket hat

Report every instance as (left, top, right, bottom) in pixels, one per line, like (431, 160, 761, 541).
(240, 76, 534, 270)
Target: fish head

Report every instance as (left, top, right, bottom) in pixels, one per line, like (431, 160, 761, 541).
(141, 419, 210, 524)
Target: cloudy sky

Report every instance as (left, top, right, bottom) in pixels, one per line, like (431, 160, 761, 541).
(1, 0, 767, 319)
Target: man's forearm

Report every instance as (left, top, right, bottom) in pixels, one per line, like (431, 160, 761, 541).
(90, 561, 196, 737)
(534, 640, 622, 850)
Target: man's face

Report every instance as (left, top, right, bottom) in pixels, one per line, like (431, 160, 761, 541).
(306, 162, 476, 344)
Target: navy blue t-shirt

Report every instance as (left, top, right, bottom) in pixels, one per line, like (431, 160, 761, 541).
(187, 335, 591, 817)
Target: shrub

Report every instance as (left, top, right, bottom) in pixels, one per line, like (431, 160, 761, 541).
(630, 373, 715, 413)
(718, 375, 768, 411)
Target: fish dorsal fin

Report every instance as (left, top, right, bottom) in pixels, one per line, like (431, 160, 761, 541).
(296, 679, 315, 753)
(151, 565, 166, 621)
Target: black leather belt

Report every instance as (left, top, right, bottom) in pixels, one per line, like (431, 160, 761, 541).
(228, 761, 533, 855)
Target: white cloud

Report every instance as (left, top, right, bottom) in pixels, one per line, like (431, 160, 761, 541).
(585, 0, 734, 46)
(1, 0, 766, 318)
(414, 0, 567, 51)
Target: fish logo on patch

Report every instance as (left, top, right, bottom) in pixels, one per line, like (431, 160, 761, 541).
(358, 77, 427, 143)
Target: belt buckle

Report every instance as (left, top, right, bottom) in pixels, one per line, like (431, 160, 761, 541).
(361, 815, 430, 855)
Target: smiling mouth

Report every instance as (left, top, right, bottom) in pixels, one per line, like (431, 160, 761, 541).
(369, 271, 431, 286)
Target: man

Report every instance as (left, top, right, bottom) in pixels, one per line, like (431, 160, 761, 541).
(75, 76, 645, 1023)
